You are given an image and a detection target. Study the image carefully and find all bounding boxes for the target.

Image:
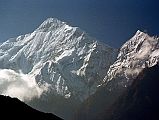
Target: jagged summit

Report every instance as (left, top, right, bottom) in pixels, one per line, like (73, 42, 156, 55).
(36, 18, 87, 35)
(104, 30, 159, 88)
(135, 29, 146, 35)
(35, 18, 66, 32)
(120, 30, 149, 49)
(44, 17, 63, 23)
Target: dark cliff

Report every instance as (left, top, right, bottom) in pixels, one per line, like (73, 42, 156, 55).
(0, 95, 62, 120)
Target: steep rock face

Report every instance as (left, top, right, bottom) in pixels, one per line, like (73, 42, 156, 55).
(104, 30, 159, 88)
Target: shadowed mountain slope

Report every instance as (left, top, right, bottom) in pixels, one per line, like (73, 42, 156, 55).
(76, 64, 159, 120)
(0, 95, 62, 120)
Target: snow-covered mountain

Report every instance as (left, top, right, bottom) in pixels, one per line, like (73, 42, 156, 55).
(1, 17, 159, 119)
(0, 18, 117, 102)
(77, 62, 159, 120)
(76, 31, 159, 120)
(104, 30, 159, 88)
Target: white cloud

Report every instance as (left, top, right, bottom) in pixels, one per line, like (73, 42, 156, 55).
(0, 69, 49, 101)
(125, 68, 143, 79)
(135, 41, 152, 59)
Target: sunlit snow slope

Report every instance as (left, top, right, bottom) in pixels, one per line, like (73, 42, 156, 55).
(104, 30, 159, 88)
(0, 18, 117, 101)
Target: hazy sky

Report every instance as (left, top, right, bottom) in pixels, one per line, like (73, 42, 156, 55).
(0, 0, 159, 48)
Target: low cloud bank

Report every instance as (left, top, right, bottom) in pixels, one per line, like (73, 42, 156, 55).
(0, 69, 49, 101)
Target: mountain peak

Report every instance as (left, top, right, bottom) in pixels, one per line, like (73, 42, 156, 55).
(133, 30, 148, 38)
(120, 30, 150, 52)
(43, 17, 65, 24)
(0, 16, 117, 102)
(105, 30, 159, 87)
(36, 17, 65, 32)
(136, 30, 144, 34)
